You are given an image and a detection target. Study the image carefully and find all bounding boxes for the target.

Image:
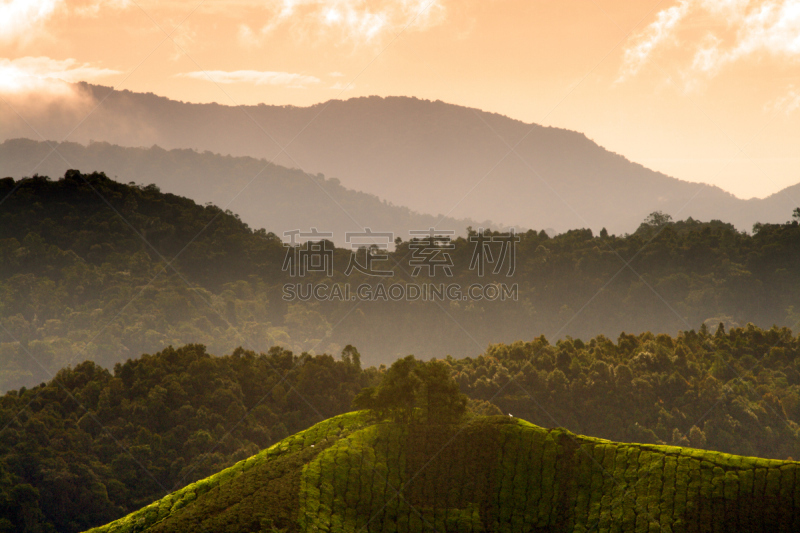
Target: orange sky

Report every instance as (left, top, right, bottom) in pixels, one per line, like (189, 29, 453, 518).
(2, 0, 799, 199)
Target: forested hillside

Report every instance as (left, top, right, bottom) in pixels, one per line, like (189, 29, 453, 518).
(4, 171, 800, 391)
(0, 345, 375, 533)
(0, 138, 482, 246)
(85, 413, 800, 533)
(3, 326, 800, 531)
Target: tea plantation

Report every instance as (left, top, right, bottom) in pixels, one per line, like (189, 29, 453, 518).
(84, 412, 800, 532)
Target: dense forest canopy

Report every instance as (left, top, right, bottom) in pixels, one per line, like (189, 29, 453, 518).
(3, 324, 800, 531)
(3, 171, 800, 392)
(0, 345, 375, 533)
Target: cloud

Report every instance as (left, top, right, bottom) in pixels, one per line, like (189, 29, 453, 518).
(0, 56, 121, 93)
(618, 0, 691, 81)
(237, 0, 446, 47)
(0, 0, 61, 44)
(766, 86, 800, 114)
(71, 0, 130, 17)
(177, 69, 321, 88)
(167, 22, 197, 61)
(620, 0, 800, 83)
(0, 0, 133, 45)
(0, 56, 112, 140)
(329, 81, 355, 90)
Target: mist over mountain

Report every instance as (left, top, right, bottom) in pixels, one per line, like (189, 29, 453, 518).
(0, 138, 482, 246)
(2, 82, 797, 235)
(6, 170, 800, 397)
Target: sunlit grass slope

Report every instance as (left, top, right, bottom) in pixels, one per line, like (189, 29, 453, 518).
(85, 413, 800, 532)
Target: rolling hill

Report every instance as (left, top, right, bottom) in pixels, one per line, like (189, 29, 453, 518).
(3, 82, 798, 235)
(0, 138, 484, 246)
(83, 412, 800, 533)
(5, 326, 800, 532)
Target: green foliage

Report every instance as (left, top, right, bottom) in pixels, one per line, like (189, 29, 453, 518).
(0, 345, 378, 533)
(352, 356, 467, 424)
(83, 412, 370, 533)
(7, 172, 800, 394)
(454, 327, 800, 461)
(7, 322, 800, 530)
(6, 174, 800, 529)
(87, 414, 800, 533)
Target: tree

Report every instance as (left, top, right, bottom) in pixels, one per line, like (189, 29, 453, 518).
(644, 211, 673, 227)
(340, 345, 361, 370)
(352, 356, 467, 424)
(353, 355, 420, 423)
(416, 360, 468, 423)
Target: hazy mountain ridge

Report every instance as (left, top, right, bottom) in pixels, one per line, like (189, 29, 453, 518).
(2, 82, 792, 234)
(0, 138, 485, 246)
